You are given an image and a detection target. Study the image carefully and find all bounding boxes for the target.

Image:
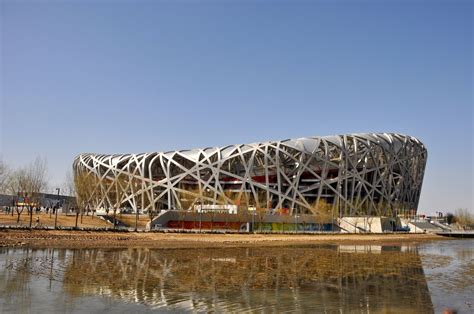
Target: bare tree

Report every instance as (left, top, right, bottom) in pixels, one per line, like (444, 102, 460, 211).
(63, 171, 76, 198)
(107, 173, 128, 230)
(128, 177, 140, 231)
(454, 208, 474, 229)
(62, 170, 76, 218)
(310, 199, 333, 231)
(26, 157, 48, 228)
(6, 168, 28, 223)
(0, 158, 9, 194)
(74, 171, 96, 229)
(5, 157, 48, 226)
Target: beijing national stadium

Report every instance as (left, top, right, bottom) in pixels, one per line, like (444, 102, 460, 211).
(73, 133, 427, 232)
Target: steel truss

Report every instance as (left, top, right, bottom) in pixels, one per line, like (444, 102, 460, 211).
(73, 133, 427, 217)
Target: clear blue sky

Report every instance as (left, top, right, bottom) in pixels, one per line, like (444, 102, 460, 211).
(1, 0, 472, 214)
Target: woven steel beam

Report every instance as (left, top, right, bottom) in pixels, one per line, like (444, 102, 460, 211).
(73, 133, 427, 217)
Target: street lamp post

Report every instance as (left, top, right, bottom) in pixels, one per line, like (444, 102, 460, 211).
(199, 202, 202, 233)
(55, 188, 60, 229)
(294, 209, 298, 234)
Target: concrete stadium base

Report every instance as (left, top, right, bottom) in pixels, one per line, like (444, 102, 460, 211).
(338, 217, 401, 233)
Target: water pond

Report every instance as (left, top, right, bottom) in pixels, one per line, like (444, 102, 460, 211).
(1, 240, 473, 313)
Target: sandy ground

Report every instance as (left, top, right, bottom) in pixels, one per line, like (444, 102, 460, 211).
(0, 229, 446, 249)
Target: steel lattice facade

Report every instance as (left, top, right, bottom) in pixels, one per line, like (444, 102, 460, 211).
(73, 133, 427, 217)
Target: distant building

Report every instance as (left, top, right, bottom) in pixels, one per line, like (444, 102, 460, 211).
(73, 133, 427, 217)
(0, 193, 74, 208)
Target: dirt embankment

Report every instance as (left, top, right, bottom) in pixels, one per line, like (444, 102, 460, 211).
(0, 229, 446, 249)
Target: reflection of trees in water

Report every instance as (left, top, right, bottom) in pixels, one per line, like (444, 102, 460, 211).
(0, 248, 71, 312)
(60, 246, 433, 312)
(0, 248, 33, 311)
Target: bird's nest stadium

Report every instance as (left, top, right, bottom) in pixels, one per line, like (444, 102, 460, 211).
(73, 133, 427, 218)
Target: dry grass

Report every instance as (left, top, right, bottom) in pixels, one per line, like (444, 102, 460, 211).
(0, 211, 110, 228)
(117, 214, 150, 229)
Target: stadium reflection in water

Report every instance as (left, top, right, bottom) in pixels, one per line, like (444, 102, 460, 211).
(0, 245, 437, 313)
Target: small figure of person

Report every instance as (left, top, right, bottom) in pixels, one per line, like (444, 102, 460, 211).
(35, 216, 40, 228)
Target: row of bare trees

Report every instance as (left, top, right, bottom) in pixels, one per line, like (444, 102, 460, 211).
(71, 171, 129, 230)
(0, 157, 48, 227)
(1, 157, 102, 229)
(447, 208, 474, 229)
(72, 170, 99, 228)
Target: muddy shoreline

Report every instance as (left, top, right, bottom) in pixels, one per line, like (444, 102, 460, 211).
(0, 229, 447, 249)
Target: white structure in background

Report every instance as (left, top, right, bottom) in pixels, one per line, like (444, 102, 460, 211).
(73, 133, 427, 219)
